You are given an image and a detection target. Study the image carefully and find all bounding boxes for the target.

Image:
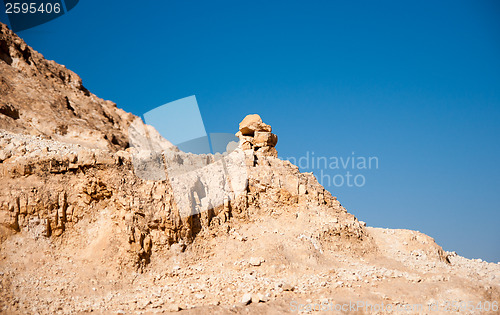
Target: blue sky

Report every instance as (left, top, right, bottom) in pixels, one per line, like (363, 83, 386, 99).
(2, 0, 499, 262)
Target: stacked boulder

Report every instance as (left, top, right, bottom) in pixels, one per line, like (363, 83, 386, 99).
(236, 114, 278, 157)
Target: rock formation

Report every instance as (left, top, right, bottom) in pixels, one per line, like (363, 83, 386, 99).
(0, 22, 499, 314)
(237, 114, 278, 157)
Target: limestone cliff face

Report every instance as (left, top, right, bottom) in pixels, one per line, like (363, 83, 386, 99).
(0, 126, 367, 270)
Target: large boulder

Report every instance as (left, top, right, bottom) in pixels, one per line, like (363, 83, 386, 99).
(253, 131, 278, 147)
(239, 114, 272, 136)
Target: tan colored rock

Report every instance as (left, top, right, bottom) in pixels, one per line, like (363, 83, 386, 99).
(77, 150, 95, 166)
(248, 257, 263, 266)
(0, 149, 12, 162)
(255, 293, 270, 303)
(239, 114, 271, 135)
(0, 211, 18, 230)
(283, 175, 299, 195)
(298, 184, 307, 195)
(253, 131, 278, 147)
(240, 141, 253, 151)
(95, 151, 115, 165)
(281, 282, 295, 291)
(255, 146, 278, 158)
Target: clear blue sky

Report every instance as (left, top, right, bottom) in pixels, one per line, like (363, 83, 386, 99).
(3, 0, 499, 262)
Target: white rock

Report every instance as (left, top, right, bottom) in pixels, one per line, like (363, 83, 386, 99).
(249, 257, 263, 266)
(241, 293, 252, 305)
(281, 282, 294, 291)
(167, 304, 181, 312)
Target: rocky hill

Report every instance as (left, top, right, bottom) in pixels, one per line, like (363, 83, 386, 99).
(0, 22, 499, 314)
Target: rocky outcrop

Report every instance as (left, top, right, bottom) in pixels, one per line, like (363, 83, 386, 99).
(238, 114, 272, 135)
(0, 119, 366, 269)
(237, 114, 279, 157)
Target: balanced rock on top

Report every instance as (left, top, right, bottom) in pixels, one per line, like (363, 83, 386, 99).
(238, 114, 272, 135)
(236, 114, 278, 157)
